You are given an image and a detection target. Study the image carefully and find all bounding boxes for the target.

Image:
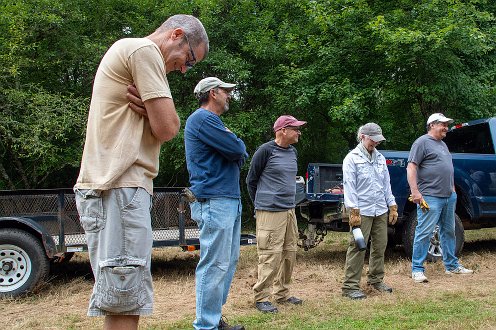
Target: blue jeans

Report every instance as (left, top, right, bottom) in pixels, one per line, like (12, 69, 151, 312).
(190, 197, 242, 330)
(412, 192, 459, 273)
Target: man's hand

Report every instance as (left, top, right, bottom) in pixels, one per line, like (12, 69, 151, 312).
(388, 205, 398, 225)
(349, 208, 361, 227)
(408, 195, 430, 213)
(127, 85, 147, 117)
(410, 190, 423, 204)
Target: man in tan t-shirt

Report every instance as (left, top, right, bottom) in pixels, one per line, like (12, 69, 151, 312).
(74, 14, 208, 330)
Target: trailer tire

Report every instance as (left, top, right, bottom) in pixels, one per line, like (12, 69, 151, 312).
(402, 210, 464, 262)
(0, 229, 50, 297)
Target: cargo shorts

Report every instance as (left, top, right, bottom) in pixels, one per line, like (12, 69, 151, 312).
(74, 187, 153, 316)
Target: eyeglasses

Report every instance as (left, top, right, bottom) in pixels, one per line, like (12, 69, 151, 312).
(285, 126, 301, 133)
(184, 34, 197, 69)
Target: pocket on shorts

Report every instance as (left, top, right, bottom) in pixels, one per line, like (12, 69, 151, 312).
(121, 187, 148, 211)
(257, 229, 273, 250)
(96, 258, 146, 313)
(75, 189, 106, 233)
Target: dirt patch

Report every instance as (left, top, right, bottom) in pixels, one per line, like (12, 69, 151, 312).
(2, 230, 496, 329)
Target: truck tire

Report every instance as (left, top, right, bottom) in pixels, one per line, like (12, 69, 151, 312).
(0, 229, 50, 297)
(402, 210, 464, 262)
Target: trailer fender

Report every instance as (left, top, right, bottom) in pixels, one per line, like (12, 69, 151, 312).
(0, 216, 57, 259)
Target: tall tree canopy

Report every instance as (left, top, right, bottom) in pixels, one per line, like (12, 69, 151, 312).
(0, 0, 494, 191)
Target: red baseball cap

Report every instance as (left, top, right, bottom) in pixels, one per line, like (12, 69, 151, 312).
(273, 115, 307, 132)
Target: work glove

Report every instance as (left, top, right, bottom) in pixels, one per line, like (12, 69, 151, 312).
(349, 208, 361, 227)
(182, 188, 196, 203)
(408, 195, 430, 213)
(388, 205, 398, 225)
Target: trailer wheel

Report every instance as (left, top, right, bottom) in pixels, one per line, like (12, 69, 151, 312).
(0, 229, 49, 297)
(403, 210, 464, 261)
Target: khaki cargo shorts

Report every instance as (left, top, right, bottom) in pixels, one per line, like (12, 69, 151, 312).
(75, 187, 153, 316)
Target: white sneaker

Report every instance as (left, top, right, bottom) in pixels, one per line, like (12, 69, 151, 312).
(445, 265, 473, 275)
(412, 271, 428, 283)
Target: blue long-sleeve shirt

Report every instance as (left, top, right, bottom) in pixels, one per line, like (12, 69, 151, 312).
(184, 108, 248, 199)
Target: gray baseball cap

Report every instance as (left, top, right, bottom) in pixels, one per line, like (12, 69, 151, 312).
(194, 77, 236, 98)
(359, 123, 386, 142)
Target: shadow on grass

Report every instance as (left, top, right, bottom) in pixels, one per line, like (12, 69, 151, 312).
(297, 237, 496, 265)
(462, 238, 496, 253)
(48, 250, 199, 286)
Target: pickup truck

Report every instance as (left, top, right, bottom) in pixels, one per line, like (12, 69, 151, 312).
(297, 117, 496, 260)
(0, 188, 256, 297)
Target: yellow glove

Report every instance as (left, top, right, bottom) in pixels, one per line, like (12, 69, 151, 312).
(349, 208, 361, 227)
(388, 205, 398, 225)
(408, 195, 430, 213)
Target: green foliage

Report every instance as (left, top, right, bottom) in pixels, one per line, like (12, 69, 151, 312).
(0, 87, 87, 188)
(0, 0, 495, 189)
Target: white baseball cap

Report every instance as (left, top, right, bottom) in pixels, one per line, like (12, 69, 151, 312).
(427, 113, 454, 125)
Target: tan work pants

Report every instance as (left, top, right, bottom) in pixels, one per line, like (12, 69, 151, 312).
(253, 209, 298, 302)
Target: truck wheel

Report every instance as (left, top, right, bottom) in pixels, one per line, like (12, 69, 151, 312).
(402, 210, 464, 261)
(0, 229, 50, 297)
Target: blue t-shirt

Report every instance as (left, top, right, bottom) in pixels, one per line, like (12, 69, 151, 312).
(184, 108, 248, 199)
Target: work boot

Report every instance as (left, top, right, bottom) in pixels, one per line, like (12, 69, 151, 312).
(277, 296, 303, 305)
(218, 315, 245, 330)
(255, 301, 278, 313)
(370, 282, 393, 293)
(342, 290, 367, 300)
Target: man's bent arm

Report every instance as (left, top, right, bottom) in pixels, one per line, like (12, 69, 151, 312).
(144, 97, 180, 143)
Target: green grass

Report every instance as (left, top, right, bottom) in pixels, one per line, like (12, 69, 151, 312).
(158, 292, 496, 330)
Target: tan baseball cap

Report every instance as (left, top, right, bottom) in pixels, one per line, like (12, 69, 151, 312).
(194, 77, 236, 99)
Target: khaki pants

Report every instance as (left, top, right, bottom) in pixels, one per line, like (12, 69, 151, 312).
(342, 212, 388, 292)
(253, 209, 298, 302)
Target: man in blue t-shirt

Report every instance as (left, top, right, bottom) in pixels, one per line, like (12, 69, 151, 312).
(246, 115, 306, 313)
(185, 77, 248, 330)
(407, 113, 473, 283)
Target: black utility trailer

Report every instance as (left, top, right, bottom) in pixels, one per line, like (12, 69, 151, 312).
(0, 188, 256, 297)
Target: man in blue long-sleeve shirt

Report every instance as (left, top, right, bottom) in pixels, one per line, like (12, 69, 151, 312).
(185, 77, 248, 330)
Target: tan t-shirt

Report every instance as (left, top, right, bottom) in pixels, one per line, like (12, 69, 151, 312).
(75, 38, 172, 194)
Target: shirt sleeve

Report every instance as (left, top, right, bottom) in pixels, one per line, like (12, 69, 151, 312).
(342, 154, 359, 209)
(408, 138, 425, 166)
(197, 114, 248, 162)
(128, 45, 172, 101)
(246, 143, 272, 203)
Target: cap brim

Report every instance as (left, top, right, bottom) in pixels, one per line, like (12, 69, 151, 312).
(369, 134, 386, 142)
(218, 82, 236, 90)
(290, 120, 307, 127)
(439, 118, 454, 124)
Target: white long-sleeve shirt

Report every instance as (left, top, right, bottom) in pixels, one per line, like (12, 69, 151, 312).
(342, 146, 396, 216)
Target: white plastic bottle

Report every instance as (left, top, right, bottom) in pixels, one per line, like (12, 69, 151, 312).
(352, 226, 366, 251)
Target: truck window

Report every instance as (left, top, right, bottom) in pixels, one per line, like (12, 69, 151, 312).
(444, 122, 494, 154)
